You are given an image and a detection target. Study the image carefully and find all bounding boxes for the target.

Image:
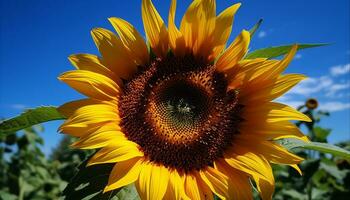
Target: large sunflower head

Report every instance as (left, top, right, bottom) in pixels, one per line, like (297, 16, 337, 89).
(58, 0, 311, 199)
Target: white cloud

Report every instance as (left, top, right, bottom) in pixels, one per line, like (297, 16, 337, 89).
(277, 100, 304, 109)
(275, 95, 290, 102)
(326, 82, 350, 97)
(257, 31, 266, 38)
(319, 102, 350, 112)
(288, 76, 333, 95)
(294, 53, 302, 60)
(275, 100, 350, 112)
(287, 75, 349, 98)
(10, 104, 28, 110)
(330, 63, 350, 76)
(279, 62, 350, 113)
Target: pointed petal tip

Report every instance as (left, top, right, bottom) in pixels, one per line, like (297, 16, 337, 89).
(57, 72, 67, 81)
(69, 141, 80, 149)
(90, 28, 107, 39)
(108, 17, 123, 24)
(57, 71, 77, 81)
(234, 2, 242, 9)
(242, 29, 251, 38)
(302, 136, 311, 142)
(291, 164, 303, 176)
(86, 158, 98, 167)
(302, 114, 312, 122)
(103, 185, 114, 193)
(299, 74, 308, 80)
(107, 16, 117, 21)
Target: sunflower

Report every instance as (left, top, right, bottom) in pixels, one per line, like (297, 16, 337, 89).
(58, 0, 311, 199)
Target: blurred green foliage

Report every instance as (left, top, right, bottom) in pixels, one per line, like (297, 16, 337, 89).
(0, 100, 349, 200)
(272, 103, 350, 200)
(0, 126, 65, 200)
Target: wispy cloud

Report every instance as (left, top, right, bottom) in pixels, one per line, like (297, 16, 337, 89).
(330, 63, 350, 76)
(288, 75, 350, 98)
(277, 100, 304, 109)
(288, 76, 333, 95)
(294, 53, 302, 60)
(257, 31, 267, 38)
(319, 102, 350, 112)
(276, 99, 350, 112)
(281, 62, 350, 113)
(326, 82, 350, 97)
(9, 104, 28, 110)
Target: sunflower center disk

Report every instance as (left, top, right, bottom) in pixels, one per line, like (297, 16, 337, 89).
(150, 81, 210, 142)
(119, 55, 243, 172)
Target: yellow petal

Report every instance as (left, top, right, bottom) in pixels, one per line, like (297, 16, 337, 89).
(233, 45, 297, 85)
(195, 173, 214, 200)
(214, 160, 253, 200)
(180, 0, 216, 59)
(108, 17, 149, 65)
(88, 139, 143, 166)
(275, 135, 310, 143)
(243, 102, 311, 123)
(227, 59, 277, 87)
(136, 162, 169, 200)
(72, 130, 126, 150)
(142, 0, 168, 57)
(291, 164, 303, 175)
(211, 3, 241, 59)
(241, 74, 307, 103)
(240, 121, 309, 142)
(68, 54, 118, 82)
(199, 167, 228, 200)
(226, 58, 270, 89)
(59, 121, 118, 137)
(263, 142, 304, 165)
(235, 139, 304, 165)
(255, 177, 274, 200)
(58, 70, 120, 100)
(216, 30, 250, 71)
(184, 174, 207, 200)
(91, 28, 137, 79)
(104, 158, 142, 192)
(164, 171, 190, 200)
(224, 145, 274, 200)
(168, 0, 186, 56)
(59, 103, 119, 134)
(262, 44, 298, 79)
(58, 98, 102, 118)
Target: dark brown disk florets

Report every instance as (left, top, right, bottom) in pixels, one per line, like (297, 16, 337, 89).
(119, 54, 243, 172)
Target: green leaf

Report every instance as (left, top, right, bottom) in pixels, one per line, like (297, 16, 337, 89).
(249, 19, 263, 37)
(313, 126, 331, 142)
(63, 157, 122, 200)
(0, 106, 66, 136)
(113, 184, 140, 200)
(319, 159, 347, 181)
(280, 189, 307, 200)
(279, 138, 350, 159)
(0, 191, 18, 200)
(245, 43, 328, 59)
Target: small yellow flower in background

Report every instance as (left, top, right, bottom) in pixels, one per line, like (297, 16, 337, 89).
(58, 0, 311, 199)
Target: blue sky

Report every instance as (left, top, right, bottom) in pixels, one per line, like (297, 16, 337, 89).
(0, 0, 349, 153)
